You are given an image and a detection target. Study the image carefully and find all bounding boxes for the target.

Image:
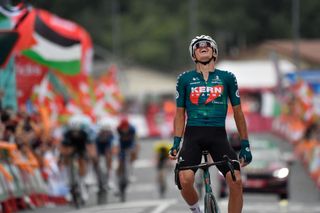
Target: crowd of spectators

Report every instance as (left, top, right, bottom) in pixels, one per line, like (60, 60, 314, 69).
(272, 80, 320, 190)
(0, 105, 64, 198)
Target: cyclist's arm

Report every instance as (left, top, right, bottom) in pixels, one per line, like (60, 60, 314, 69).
(174, 107, 186, 137)
(232, 104, 248, 140)
(174, 71, 187, 137)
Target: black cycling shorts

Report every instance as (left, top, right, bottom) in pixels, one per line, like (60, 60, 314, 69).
(178, 126, 240, 176)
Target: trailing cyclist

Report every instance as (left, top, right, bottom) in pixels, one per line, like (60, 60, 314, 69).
(96, 121, 115, 189)
(60, 115, 106, 205)
(116, 117, 139, 201)
(154, 139, 172, 198)
(168, 35, 252, 213)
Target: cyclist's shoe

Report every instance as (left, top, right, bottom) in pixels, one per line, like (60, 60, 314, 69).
(189, 202, 203, 213)
(107, 180, 115, 190)
(65, 193, 72, 202)
(80, 182, 89, 202)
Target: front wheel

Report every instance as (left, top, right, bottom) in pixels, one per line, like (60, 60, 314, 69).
(204, 193, 220, 213)
(119, 178, 128, 202)
(158, 169, 167, 198)
(118, 160, 128, 202)
(70, 183, 83, 208)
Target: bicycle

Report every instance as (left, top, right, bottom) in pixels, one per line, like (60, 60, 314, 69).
(177, 151, 237, 213)
(154, 143, 172, 198)
(67, 151, 85, 209)
(67, 148, 108, 207)
(117, 149, 131, 202)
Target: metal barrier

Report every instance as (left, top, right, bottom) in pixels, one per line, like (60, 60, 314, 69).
(0, 163, 10, 213)
(0, 141, 68, 212)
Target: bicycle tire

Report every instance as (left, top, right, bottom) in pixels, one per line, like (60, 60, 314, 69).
(118, 162, 128, 202)
(119, 176, 128, 202)
(158, 169, 167, 198)
(204, 193, 220, 213)
(97, 187, 108, 205)
(71, 183, 82, 208)
(97, 168, 108, 205)
(69, 155, 83, 208)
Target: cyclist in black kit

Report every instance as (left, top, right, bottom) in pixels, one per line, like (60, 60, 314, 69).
(61, 117, 106, 204)
(168, 35, 252, 213)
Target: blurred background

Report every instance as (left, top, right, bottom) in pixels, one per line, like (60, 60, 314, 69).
(1, 0, 320, 212)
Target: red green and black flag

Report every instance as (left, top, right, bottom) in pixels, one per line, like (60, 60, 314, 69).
(22, 9, 84, 75)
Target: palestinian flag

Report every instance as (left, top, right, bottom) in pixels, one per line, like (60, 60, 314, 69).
(22, 9, 89, 75)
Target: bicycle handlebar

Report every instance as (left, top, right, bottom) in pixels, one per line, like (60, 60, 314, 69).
(178, 155, 237, 182)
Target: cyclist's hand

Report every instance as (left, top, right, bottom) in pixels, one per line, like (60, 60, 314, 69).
(168, 136, 181, 160)
(239, 139, 252, 167)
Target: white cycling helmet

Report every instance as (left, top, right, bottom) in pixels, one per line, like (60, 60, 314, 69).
(68, 118, 83, 130)
(68, 114, 92, 130)
(189, 35, 218, 61)
(97, 119, 112, 131)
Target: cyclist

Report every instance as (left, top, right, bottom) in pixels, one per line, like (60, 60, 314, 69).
(115, 117, 138, 200)
(61, 115, 105, 204)
(96, 121, 114, 188)
(154, 139, 172, 198)
(169, 35, 252, 213)
(61, 118, 90, 202)
(117, 118, 139, 180)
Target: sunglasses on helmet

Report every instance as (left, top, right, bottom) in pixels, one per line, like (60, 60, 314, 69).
(193, 41, 212, 50)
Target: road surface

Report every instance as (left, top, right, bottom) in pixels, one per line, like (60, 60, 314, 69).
(25, 134, 320, 213)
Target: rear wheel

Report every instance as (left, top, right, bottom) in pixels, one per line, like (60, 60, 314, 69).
(204, 193, 220, 213)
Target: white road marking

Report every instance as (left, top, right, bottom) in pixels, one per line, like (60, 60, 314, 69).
(67, 199, 178, 213)
(150, 200, 177, 213)
(111, 158, 155, 169)
(133, 159, 155, 168)
(127, 183, 156, 192)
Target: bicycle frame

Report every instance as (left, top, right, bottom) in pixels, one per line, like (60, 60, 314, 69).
(178, 151, 237, 213)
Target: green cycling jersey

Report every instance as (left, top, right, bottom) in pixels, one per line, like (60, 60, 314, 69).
(176, 68, 240, 127)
